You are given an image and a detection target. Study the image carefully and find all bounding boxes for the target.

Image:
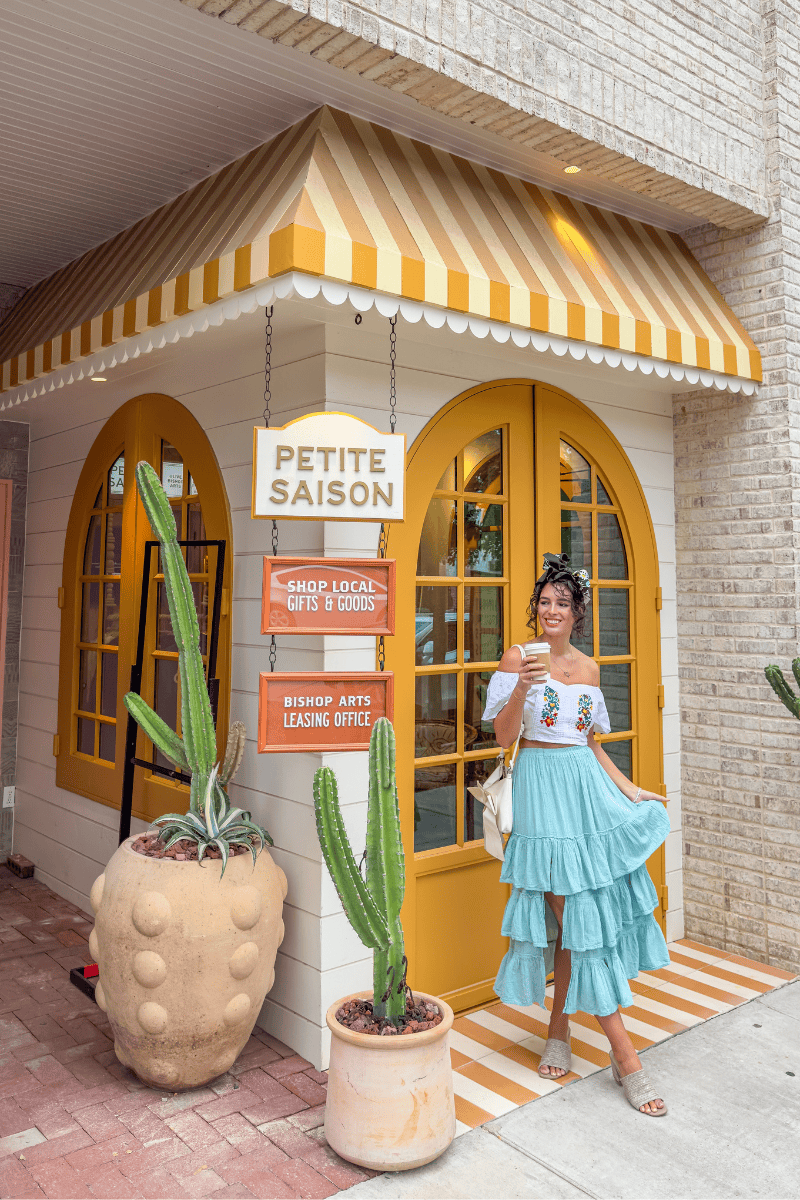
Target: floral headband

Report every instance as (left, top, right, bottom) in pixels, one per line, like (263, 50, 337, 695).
(537, 552, 590, 600)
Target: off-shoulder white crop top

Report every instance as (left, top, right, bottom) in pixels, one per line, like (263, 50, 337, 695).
(482, 665, 611, 746)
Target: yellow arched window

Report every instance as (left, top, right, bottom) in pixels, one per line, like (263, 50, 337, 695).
(57, 394, 232, 823)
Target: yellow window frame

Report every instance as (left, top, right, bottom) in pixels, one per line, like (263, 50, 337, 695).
(56, 394, 233, 824)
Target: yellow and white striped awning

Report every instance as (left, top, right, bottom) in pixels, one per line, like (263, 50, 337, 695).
(0, 105, 760, 402)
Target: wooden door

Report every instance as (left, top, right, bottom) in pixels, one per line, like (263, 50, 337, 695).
(387, 382, 536, 1012)
(387, 379, 666, 1015)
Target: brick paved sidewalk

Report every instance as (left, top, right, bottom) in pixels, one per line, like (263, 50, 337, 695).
(0, 865, 377, 1200)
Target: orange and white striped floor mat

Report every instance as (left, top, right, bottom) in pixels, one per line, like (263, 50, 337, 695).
(450, 938, 796, 1133)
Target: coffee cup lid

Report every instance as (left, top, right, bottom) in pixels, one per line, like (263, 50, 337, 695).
(524, 641, 550, 652)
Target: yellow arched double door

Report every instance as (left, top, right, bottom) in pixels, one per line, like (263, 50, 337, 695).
(386, 380, 665, 1013)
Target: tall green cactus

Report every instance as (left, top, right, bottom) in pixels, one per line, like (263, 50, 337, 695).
(765, 660, 800, 720)
(124, 461, 271, 869)
(314, 718, 406, 1024)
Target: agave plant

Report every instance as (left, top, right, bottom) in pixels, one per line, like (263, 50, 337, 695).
(152, 762, 268, 870)
(124, 461, 272, 872)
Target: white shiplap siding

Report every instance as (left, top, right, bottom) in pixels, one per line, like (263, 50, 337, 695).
(12, 304, 681, 1067)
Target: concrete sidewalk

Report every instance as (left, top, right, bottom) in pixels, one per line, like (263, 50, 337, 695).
(346, 979, 800, 1200)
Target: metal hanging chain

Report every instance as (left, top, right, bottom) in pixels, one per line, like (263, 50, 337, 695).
(378, 315, 397, 672)
(388, 313, 397, 433)
(263, 305, 273, 427)
(264, 305, 278, 672)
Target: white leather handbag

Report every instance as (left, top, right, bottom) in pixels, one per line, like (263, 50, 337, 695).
(467, 728, 522, 862)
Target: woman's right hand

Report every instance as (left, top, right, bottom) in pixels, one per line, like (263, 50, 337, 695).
(515, 653, 548, 693)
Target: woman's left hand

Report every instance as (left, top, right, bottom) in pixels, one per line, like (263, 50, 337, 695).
(631, 787, 666, 804)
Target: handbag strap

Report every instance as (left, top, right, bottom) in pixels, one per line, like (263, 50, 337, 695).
(508, 643, 527, 769)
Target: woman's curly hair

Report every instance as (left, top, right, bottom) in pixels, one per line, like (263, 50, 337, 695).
(526, 573, 587, 639)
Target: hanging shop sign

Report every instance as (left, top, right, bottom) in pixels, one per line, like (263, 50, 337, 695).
(258, 672, 394, 753)
(262, 556, 396, 636)
(252, 412, 405, 522)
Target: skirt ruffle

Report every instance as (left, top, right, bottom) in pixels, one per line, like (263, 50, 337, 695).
(499, 802, 670, 894)
(493, 746, 670, 1017)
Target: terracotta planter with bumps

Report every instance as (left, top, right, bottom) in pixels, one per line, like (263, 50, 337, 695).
(325, 990, 456, 1171)
(89, 837, 287, 1090)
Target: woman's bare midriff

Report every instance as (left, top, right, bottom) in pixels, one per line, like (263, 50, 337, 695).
(520, 738, 575, 750)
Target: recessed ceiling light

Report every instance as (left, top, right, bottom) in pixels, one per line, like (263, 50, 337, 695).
(564, 165, 581, 174)
(91, 376, 107, 382)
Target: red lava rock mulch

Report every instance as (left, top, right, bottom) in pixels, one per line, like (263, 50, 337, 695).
(0, 862, 380, 1199)
(336, 995, 444, 1036)
(131, 833, 253, 861)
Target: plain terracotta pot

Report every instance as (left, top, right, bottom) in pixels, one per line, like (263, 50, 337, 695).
(325, 990, 455, 1172)
(89, 837, 287, 1090)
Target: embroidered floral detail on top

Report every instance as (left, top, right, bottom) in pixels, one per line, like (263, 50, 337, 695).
(575, 693, 593, 733)
(540, 685, 560, 728)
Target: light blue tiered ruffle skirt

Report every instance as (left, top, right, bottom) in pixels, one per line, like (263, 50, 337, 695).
(494, 746, 671, 1017)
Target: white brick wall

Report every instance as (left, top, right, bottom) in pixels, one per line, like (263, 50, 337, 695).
(673, 1, 800, 972)
(180, 0, 768, 227)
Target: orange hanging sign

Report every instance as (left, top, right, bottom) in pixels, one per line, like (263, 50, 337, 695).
(261, 556, 396, 636)
(257, 672, 394, 753)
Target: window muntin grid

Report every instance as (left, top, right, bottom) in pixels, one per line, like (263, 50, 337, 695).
(414, 427, 508, 853)
(74, 454, 124, 762)
(560, 439, 634, 775)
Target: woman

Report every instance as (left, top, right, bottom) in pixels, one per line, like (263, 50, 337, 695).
(483, 552, 671, 1116)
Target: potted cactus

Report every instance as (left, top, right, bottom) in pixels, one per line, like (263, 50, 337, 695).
(88, 462, 287, 1091)
(314, 718, 455, 1172)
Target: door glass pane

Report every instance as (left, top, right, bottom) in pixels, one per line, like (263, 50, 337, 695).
(108, 455, 124, 501)
(103, 582, 120, 646)
(561, 509, 592, 576)
(598, 589, 630, 655)
(600, 663, 631, 731)
(99, 722, 116, 763)
(186, 504, 206, 574)
(81, 583, 99, 644)
(597, 476, 612, 505)
(464, 501, 503, 577)
(78, 718, 95, 756)
(161, 441, 185, 498)
(414, 763, 456, 852)
(560, 441, 591, 504)
(415, 586, 457, 665)
(105, 512, 122, 574)
(84, 516, 101, 575)
(598, 513, 628, 579)
(464, 587, 503, 662)
(464, 429, 503, 494)
(154, 658, 179, 770)
(100, 653, 117, 718)
(79, 650, 97, 712)
(571, 591, 593, 656)
(156, 584, 177, 652)
(464, 672, 498, 753)
(415, 674, 457, 758)
(417, 498, 457, 576)
(192, 583, 209, 657)
(604, 739, 631, 776)
(465, 757, 500, 843)
(436, 460, 456, 491)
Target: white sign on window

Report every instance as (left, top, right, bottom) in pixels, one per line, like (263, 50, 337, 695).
(162, 461, 184, 498)
(252, 413, 405, 523)
(109, 456, 124, 497)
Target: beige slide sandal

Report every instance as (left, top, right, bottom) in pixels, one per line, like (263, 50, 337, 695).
(538, 1024, 572, 1078)
(609, 1050, 668, 1115)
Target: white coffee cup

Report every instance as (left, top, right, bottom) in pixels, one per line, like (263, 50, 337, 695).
(523, 641, 551, 673)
